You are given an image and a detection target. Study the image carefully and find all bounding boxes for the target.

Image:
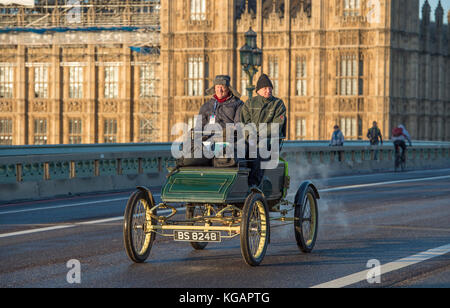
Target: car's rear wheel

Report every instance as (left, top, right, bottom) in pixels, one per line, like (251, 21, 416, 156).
(294, 186, 318, 253)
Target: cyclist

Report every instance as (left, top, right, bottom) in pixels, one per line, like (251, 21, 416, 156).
(392, 124, 412, 170)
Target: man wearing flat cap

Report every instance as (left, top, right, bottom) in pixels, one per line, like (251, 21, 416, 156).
(199, 75, 243, 130)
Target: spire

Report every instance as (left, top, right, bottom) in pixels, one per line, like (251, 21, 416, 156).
(435, 0, 444, 29)
(272, 0, 278, 15)
(239, 0, 254, 18)
(422, 0, 431, 25)
(269, 0, 283, 18)
(303, 0, 311, 18)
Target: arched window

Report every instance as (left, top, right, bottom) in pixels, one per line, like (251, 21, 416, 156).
(343, 0, 360, 17)
(296, 118, 306, 140)
(68, 118, 82, 144)
(0, 65, 13, 98)
(268, 56, 279, 96)
(104, 65, 119, 99)
(34, 65, 49, 99)
(190, 0, 206, 21)
(0, 118, 13, 145)
(69, 66, 83, 99)
(336, 54, 364, 96)
(104, 119, 117, 143)
(296, 56, 307, 97)
(33, 118, 48, 145)
(185, 56, 208, 97)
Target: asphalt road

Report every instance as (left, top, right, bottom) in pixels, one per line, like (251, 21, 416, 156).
(0, 168, 449, 288)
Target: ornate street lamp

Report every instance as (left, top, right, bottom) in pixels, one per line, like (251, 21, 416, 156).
(240, 28, 262, 99)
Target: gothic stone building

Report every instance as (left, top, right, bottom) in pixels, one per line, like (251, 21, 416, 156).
(0, 0, 449, 145)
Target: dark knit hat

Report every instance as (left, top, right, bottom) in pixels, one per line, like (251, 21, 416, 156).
(256, 74, 274, 92)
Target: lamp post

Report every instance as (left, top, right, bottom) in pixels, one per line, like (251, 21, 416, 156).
(240, 28, 262, 99)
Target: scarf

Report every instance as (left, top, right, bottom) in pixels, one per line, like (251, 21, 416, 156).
(214, 94, 231, 103)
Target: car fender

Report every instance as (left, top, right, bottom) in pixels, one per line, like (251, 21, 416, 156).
(294, 181, 320, 206)
(136, 186, 156, 206)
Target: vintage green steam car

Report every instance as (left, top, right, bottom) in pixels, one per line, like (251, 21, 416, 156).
(123, 158, 320, 266)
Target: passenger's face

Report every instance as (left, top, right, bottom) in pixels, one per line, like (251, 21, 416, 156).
(215, 85, 230, 100)
(257, 87, 273, 99)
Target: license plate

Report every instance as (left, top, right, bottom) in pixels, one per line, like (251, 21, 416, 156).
(174, 230, 221, 243)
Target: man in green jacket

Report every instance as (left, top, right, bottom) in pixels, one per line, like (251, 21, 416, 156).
(240, 74, 287, 186)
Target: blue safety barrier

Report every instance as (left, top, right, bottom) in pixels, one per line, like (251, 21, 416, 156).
(0, 25, 160, 34)
(129, 46, 160, 55)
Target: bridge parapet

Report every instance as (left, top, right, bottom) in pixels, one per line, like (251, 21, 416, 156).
(1, 141, 450, 203)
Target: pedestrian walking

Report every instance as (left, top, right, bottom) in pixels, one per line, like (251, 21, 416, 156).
(367, 121, 383, 160)
(330, 125, 344, 147)
(329, 125, 344, 161)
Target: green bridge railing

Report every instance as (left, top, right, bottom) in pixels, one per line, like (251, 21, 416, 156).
(1, 141, 449, 185)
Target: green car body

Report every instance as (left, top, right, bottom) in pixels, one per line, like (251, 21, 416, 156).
(161, 162, 288, 204)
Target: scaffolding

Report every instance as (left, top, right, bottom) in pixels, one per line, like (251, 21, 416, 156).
(0, 1, 162, 144)
(0, 0, 160, 57)
(0, 0, 160, 29)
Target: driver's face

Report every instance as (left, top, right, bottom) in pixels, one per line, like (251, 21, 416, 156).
(215, 85, 230, 100)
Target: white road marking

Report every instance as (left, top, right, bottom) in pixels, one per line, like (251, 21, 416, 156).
(0, 208, 184, 239)
(0, 194, 161, 216)
(283, 174, 450, 199)
(311, 243, 450, 288)
(77, 216, 124, 225)
(0, 198, 129, 216)
(0, 224, 76, 238)
(319, 175, 450, 193)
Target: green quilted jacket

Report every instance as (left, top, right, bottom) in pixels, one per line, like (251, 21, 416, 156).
(240, 94, 287, 139)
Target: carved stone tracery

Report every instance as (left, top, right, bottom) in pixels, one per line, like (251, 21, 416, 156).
(101, 101, 118, 113)
(32, 101, 48, 113)
(0, 101, 12, 112)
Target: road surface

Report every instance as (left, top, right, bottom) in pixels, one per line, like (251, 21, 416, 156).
(0, 168, 449, 288)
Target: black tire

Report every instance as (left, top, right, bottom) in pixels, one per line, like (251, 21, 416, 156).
(186, 204, 208, 250)
(401, 152, 406, 172)
(240, 192, 270, 266)
(294, 186, 318, 253)
(395, 152, 402, 172)
(394, 143, 407, 172)
(123, 190, 157, 263)
(395, 155, 406, 172)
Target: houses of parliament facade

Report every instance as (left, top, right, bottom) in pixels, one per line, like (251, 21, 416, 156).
(0, 0, 449, 145)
